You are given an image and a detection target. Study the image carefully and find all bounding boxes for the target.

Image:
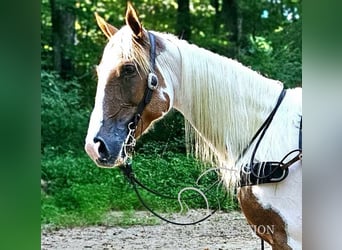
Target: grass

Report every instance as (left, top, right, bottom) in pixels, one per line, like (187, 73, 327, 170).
(41, 150, 238, 228)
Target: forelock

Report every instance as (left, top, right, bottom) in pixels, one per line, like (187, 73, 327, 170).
(100, 26, 150, 76)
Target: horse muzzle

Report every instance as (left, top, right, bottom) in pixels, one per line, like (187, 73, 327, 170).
(85, 120, 129, 168)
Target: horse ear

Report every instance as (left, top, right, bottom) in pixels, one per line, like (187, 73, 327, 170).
(95, 12, 118, 39)
(125, 2, 143, 39)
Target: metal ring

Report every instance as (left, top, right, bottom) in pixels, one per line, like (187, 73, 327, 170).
(241, 164, 251, 175)
(127, 121, 136, 131)
(148, 73, 158, 90)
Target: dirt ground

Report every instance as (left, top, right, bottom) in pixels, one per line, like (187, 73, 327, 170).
(41, 210, 271, 250)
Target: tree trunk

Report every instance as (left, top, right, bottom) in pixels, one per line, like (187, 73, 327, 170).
(221, 0, 239, 58)
(50, 0, 76, 79)
(211, 0, 220, 33)
(176, 0, 190, 40)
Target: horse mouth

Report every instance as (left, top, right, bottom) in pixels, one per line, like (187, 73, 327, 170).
(85, 110, 135, 168)
(85, 141, 127, 168)
(95, 155, 126, 168)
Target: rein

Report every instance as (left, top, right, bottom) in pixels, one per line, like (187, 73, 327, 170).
(238, 88, 302, 187)
(121, 159, 226, 226)
(120, 31, 224, 226)
(237, 88, 287, 162)
(236, 89, 302, 250)
(118, 32, 301, 250)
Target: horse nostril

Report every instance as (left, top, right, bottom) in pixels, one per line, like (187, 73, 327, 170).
(93, 136, 110, 160)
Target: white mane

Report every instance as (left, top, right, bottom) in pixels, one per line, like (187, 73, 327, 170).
(155, 32, 302, 188)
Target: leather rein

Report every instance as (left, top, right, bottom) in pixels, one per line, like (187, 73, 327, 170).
(119, 31, 302, 230)
(238, 89, 302, 187)
(120, 32, 224, 226)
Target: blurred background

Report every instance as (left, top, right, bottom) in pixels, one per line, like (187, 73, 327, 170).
(41, 0, 301, 227)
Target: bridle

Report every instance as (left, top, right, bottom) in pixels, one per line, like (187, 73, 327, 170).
(127, 32, 159, 133)
(120, 32, 159, 161)
(120, 31, 224, 226)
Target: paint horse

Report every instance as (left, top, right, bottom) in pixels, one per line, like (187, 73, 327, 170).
(85, 3, 302, 249)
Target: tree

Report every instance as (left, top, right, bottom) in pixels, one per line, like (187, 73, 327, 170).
(221, 0, 240, 58)
(50, 0, 76, 79)
(176, 0, 190, 40)
(41, 0, 302, 154)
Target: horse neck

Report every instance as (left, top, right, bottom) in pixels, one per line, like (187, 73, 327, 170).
(169, 40, 284, 163)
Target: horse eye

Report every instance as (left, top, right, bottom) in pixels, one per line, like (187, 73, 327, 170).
(121, 64, 136, 76)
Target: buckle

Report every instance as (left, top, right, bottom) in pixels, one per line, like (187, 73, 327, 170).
(148, 73, 158, 90)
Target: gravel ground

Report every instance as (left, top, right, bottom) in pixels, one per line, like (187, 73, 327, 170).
(41, 210, 271, 250)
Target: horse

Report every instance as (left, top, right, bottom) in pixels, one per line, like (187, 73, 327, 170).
(85, 3, 302, 249)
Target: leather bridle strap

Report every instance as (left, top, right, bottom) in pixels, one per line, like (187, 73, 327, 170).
(130, 32, 158, 131)
(248, 88, 286, 167)
(149, 32, 156, 71)
(237, 88, 287, 162)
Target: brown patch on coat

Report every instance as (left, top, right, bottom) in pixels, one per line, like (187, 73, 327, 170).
(134, 67, 170, 138)
(132, 34, 169, 138)
(101, 32, 169, 139)
(238, 186, 292, 250)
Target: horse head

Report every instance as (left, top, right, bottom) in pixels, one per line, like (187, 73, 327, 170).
(85, 3, 175, 167)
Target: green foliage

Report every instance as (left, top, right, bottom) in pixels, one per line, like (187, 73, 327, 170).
(41, 150, 236, 227)
(41, 71, 89, 154)
(239, 19, 302, 88)
(136, 110, 187, 154)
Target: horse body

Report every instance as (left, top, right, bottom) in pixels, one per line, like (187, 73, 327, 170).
(158, 35, 302, 249)
(85, 4, 302, 249)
